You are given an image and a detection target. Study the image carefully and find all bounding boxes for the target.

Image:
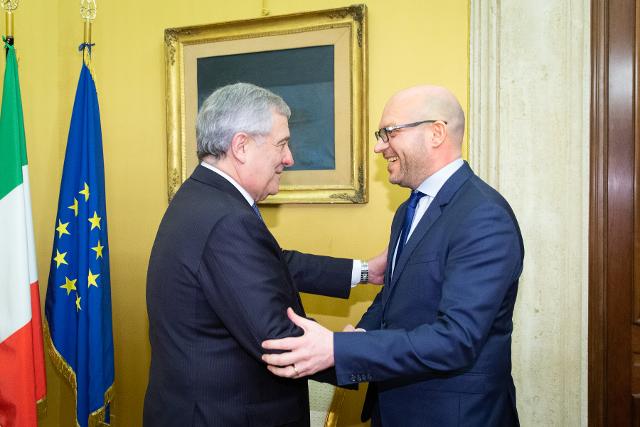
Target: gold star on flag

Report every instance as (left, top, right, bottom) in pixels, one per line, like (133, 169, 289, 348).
(88, 211, 101, 230)
(60, 276, 77, 295)
(79, 182, 90, 202)
(91, 240, 104, 259)
(68, 198, 79, 217)
(75, 294, 82, 311)
(56, 219, 71, 238)
(53, 249, 68, 268)
(87, 269, 100, 288)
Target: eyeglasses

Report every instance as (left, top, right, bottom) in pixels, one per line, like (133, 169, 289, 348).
(374, 119, 447, 143)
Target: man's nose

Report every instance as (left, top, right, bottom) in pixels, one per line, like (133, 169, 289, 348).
(373, 138, 387, 153)
(283, 145, 294, 167)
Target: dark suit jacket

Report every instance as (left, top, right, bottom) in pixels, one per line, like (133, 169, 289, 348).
(334, 162, 524, 427)
(144, 165, 352, 427)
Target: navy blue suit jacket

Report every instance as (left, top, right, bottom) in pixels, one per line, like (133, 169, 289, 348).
(334, 162, 523, 427)
(144, 165, 352, 427)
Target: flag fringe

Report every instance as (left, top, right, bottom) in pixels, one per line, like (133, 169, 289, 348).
(44, 319, 114, 427)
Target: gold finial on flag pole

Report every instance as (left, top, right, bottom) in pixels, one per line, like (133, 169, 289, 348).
(1, 0, 19, 44)
(80, 0, 96, 44)
(80, 0, 96, 63)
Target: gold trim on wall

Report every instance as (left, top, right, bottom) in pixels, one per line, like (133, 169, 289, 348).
(164, 4, 368, 203)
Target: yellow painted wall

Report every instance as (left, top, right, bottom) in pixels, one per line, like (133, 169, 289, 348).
(2, 0, 468, 425)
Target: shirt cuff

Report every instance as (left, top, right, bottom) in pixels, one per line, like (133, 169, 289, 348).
(351, 260, 362, 287)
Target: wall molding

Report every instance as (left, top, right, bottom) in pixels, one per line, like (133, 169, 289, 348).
(469, 0, 500, 187)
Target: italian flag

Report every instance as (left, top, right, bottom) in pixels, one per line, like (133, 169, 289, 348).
(0, 44, 47, 426)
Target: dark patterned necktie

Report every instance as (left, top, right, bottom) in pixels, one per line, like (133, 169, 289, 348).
(395, 190, 425, 261)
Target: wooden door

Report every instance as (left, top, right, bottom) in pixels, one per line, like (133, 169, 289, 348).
(591, 0, 636, 425)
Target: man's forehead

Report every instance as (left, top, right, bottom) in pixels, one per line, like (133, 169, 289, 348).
(271, 112, 290, 132)
(380, 96, 424, 126)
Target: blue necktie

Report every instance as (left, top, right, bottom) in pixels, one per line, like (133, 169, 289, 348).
(251, 203, 263, 222)
(395, 191, 425, 262)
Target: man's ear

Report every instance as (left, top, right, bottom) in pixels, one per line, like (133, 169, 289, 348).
(230, 133, 250, 164)
(431, 121, 448, 148)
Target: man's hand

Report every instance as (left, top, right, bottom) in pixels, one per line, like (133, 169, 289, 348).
(367, 248, 388, 285)
(262, 308, 335, 379)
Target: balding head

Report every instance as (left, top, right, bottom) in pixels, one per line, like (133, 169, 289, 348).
(375, 85, 465, 188)
(387, 85, 465, 147)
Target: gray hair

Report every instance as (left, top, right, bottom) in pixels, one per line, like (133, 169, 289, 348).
(196, 83, 291, 160)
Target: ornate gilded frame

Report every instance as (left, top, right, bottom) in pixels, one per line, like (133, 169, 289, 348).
(165, 5, 368, 204)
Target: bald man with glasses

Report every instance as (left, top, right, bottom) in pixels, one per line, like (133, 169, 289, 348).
(262, 85, 524, 427)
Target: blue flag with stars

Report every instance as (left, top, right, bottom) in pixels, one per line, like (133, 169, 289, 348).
(44, 59, 114, 427)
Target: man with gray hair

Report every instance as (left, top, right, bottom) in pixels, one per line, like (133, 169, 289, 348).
(144, 83, 385, 427)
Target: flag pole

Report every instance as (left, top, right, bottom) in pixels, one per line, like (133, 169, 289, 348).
(83, 19, 91, 45)
(5, 10, 13, 42)
(80, 0, 96, 64)
(83, 18, 91, 64)
(2, 0, 18, 54)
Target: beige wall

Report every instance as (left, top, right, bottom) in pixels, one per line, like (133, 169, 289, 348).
(1, 0, 469, 425)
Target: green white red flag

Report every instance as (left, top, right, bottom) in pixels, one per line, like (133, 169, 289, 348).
(0, 41, 47, 427)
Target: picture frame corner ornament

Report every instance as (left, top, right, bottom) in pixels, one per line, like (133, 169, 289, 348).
(165, 29, 179, 65)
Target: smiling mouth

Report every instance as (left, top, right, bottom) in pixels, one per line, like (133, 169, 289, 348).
(386, 156, 399, 163)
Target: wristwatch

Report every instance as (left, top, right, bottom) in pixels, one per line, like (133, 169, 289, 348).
(360, 261, 369, 283)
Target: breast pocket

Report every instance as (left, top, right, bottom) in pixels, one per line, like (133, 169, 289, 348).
(390, 252, 444, 321)
(405, 251, 443, 284)
(407, 250, 440, 265)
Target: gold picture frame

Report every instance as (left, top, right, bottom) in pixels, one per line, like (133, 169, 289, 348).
(165, 5, 368, 204)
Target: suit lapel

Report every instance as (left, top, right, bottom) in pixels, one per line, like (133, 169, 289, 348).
(378, 207, 404, 306)
(389, 202, 443, 289)
(191, 164, 277, 238)
(190, 165, 252, 209)
(387, 203, 406, 279)
(385, 163, 474, 301)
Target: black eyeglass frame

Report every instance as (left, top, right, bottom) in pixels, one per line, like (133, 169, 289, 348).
(374, 119, 447, 143)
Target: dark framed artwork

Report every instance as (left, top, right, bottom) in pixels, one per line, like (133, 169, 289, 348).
(165, 5, 368, 203)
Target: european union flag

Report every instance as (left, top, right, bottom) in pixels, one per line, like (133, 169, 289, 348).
(44, 59, 114, 427)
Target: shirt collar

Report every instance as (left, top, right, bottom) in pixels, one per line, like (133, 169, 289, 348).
(200, 161, 255, 206)
(416, 158, 464, 198)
